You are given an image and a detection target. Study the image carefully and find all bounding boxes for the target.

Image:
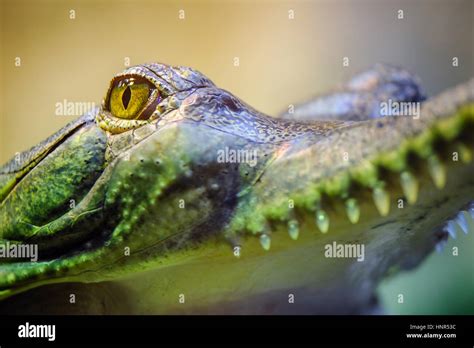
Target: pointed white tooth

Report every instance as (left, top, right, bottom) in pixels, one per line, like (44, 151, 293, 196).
(464, 208, 474, 233)
(316, 210, 330, 233)
(288, 219, 299, 240)
(372, 186, 390, 216)
(457, 143, 472, 163)
(400, 171, 419, 205)
(456, 212, 469, 234)
(259, 234, 271, 251)
(444, 220, 457, 239)
(345, 198, 360, 224)
(469, 206, 474, 219)
(427, 155, 446, 189)
(435, 240, 447, 253)
(465, 208, 474, 232)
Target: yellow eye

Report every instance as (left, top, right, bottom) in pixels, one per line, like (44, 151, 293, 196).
(109, 78, 156, 119)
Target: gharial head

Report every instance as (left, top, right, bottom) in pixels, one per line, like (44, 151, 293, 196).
(1, 61, 335, 301)
(0, 62, 473, 314)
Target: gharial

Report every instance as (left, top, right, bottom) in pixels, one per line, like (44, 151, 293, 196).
(0, 63, 472, 314)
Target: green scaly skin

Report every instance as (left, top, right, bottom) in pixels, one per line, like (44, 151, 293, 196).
(0, 63, 473, 314)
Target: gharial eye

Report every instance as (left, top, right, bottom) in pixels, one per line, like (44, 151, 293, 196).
(108, 77, 159, 120)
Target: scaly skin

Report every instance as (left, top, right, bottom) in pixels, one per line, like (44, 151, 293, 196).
(0, 63, 473, 314)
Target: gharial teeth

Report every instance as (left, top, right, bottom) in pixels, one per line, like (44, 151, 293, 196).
(259, 234, 271, 251)
(455, 211, 469, 234)
(469, 204, 474, 219)
(444, 220, 457, 239)
(288, 219, 299, 240)
(372, 186, 390, 216)
(345, 198, 360, 224)
(316, 210, 330, 233)
(457, 143, 472, 163)
(400, 171, 419, 205)
(427, 154, 446, 189)
(464, 207, 474, 231)
(435, 240, 447, 253)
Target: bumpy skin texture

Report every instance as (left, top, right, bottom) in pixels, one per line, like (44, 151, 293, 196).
(0, 63, 473, 314)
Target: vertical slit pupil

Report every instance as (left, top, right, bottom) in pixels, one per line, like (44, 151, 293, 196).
(122, 86, 132, 109)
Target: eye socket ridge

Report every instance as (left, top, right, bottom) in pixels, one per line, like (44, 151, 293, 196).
(107, 76, 161, 120)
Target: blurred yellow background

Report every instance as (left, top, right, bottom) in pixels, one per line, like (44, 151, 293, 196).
(1, 0, 472, 163)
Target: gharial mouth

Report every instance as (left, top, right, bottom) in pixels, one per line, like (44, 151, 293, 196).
(242, 105, 472, 217)
(434, 202, 474, 252)
(223, 80, 474, 295)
